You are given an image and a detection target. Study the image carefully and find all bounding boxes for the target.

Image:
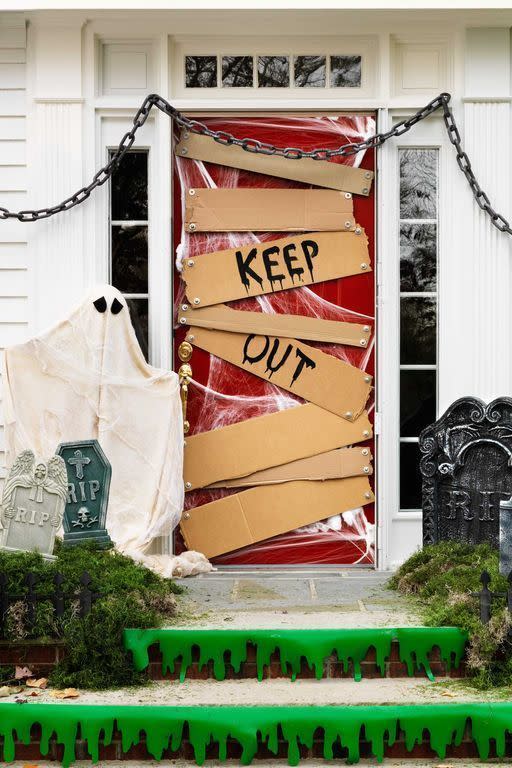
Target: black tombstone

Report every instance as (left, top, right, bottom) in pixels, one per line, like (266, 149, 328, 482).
(420, 397, 512, 547)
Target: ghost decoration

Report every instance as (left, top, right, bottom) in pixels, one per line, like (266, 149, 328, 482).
(2, 285, 184, 563)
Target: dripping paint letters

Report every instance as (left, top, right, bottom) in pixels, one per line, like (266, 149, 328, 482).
(182, 230, 370, 307)
(188, 327, 372, 420)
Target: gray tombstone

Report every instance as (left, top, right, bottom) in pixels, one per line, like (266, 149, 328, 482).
(0, 450, 67, 560)
(499, 495, 512, 575)
(420, 397, 512, 548)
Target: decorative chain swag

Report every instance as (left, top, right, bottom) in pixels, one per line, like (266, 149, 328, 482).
(0, 92, 511, 236)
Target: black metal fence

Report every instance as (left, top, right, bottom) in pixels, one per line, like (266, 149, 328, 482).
(0, 571, 100, 637)
(472, 570, 512, 624)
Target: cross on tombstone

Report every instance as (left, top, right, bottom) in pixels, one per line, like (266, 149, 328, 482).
(67, 449, 91, 480)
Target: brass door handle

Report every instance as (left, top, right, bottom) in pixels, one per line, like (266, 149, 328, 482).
(178, 341, 193, 435)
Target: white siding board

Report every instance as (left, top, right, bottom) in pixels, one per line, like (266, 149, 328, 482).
(0, 296, 27, 322)
(0, 323, 28, 346)
(0, 90, 25, 116)
(0, 270, 28, 296)
(0, 117, 25, 139)
(0, 165, 26, 190)
(0, 218, 28, 242)
(0, 63, 25, 88)
(0, 48, 26, 64)
(0, 243, 27, 268)
(0, 139, 25, 164)
(0, 27, 26, 50)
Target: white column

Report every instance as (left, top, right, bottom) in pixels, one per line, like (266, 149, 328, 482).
(439, 28, 512, 410)
(27, 16, 86, 332)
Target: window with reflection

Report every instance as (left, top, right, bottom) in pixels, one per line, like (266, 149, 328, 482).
(398, 148, 438, 511)
(109, 150, 149, 361)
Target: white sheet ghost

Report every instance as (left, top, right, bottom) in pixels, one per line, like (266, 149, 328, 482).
(2, 285, 185, 561)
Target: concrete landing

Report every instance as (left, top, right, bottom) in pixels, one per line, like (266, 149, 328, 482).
(174, 571, 418, 628)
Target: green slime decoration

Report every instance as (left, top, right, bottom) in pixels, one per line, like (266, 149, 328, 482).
(0, 702, 511, 767)
(123, 627, 467, 682)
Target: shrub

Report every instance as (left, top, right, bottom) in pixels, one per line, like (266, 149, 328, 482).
(0, 542, 182, 689)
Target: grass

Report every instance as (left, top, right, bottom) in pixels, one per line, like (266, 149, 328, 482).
(389, 541, 512, 688)
(0, 542, 183, 689)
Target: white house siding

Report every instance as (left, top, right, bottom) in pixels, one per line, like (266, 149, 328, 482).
(0, 13, 28, 480)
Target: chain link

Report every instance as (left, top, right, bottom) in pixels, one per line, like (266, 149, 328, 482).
(1, 91, 511, 236)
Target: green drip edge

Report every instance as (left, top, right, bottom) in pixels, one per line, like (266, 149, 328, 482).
(0, 702, 510, 767)
(123, 627, 468, 682)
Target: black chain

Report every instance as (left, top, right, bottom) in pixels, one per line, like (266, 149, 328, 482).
(1, 91, 511, 235)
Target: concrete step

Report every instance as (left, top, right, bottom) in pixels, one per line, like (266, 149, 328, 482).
(123, 626, 468, 682)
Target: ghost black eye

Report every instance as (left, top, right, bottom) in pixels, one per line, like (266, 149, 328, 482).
(93, 296, 107, 313)
(111, 298, 124, 315)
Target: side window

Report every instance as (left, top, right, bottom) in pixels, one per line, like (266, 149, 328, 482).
(398, 148, 438, 511)
(109, 150, 150, 360)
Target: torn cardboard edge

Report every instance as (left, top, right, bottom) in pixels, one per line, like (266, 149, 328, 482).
(176, 131, 374, 195)
(187, 327, 372, 421)
(184, 404, 372, 491)
(207, 447, 373, 488)
(180, 304, 372, 348)
(182, 230, 370, 307)
(180, 476, 375, 559)
(184, 188, 356, 232)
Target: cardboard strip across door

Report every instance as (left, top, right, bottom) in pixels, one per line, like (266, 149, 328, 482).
(176, 132, 374, 195)
(182, 230, 370, 307)
(184, 404, 372, 491)
(184, 188, 355, 232)
(180, 304, 372, 347)
(181, 477, 375, 559)
(187, 327, 372, 421)
(207, 447, 373, 488)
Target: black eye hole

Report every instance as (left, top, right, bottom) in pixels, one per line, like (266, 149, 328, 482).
(93, 297, 107, 313)
(111, 298, 124, 315)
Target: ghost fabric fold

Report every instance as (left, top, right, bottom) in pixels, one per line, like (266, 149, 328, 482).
(2, 285, 184, 559)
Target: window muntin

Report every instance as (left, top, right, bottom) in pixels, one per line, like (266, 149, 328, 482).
(109, 150, 150, 361)
(398, 148, 438, 512)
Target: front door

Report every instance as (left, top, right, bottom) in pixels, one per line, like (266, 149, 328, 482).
(173, 113, 376, 566)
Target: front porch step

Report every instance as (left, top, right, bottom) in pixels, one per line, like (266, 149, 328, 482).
(123, 627, 468, 682)
(0, 694, 511, 766)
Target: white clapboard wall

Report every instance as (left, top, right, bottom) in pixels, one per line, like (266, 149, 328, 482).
(0, 13, 28, 481)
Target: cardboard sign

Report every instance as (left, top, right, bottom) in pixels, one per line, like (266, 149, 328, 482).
(180, 477, 375, 558)
(182, 230, 370, 307)
(184, 188, 355, 232)
(184, 404, 372, 491)
(180, 304, 372, 347)
(188, 328, 372, 421)
(207, 447, 373, 488)
(176, 132, 374, 195)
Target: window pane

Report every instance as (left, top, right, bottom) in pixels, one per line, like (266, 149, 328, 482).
(126, 298, 149, 361)
(110, 152, 148, 221)
(400, 442, 423, 509)
(185, 56, 217, 88)
(111, 225, 148, 294)
(258, 56, 289, 87)
(400, 222, 437, 292)
(400, 297, 437, 365)
(294, 56, 326, 88)
(399, 148, 437, 219)
(400, 370, 436, 437)
(330, 55, 361, 87)
(222, 56, 253, 87)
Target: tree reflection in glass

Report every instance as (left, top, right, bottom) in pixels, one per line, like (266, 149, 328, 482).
(400, 222, 437, 292)
(185, 56, 217, 88)
(222, 56, 253, 87)
(400, 297, 437, 365)
(294, 56, 326, 87)
(399, 149, 437, 219)
(258, 56, 290, 87)
(330, 55, 361, 87)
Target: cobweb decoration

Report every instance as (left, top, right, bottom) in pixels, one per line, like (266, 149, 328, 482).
(173, 115, 376, 565)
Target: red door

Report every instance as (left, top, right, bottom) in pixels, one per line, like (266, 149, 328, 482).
(173, 114, 375, 566)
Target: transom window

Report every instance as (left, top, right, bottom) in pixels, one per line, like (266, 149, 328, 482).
(398, 148, 438, 512)
(109, 150, 150, 361)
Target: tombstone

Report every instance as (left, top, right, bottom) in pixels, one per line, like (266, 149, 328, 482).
(0, 450, 67, 560)
(420, 396, 512, 548)
(57, 440, 113, 549)
(499, 495, 512, 575)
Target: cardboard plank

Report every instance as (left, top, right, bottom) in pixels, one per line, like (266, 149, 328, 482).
(180, 477, 375, 559)
(207, 447, 373, 488)
(188, 327, 372, 421)
(176, 132, 374, 195)
(180, 304, 371, 347)
(184, 188, 355, 232)
(184, 405, 373, 491)
(182, 230, 370, 307)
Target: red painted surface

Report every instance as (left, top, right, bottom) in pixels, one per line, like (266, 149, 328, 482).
(173, 115, 376, 565)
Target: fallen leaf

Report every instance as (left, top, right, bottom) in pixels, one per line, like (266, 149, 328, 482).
(26, 677, 47, 689)
(0, 685, 23, 697)
(15, 666, 33, 680)
(25, 690, 41, 697)
(50, 687, 79, 699)
(440, 690, 457, 698)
